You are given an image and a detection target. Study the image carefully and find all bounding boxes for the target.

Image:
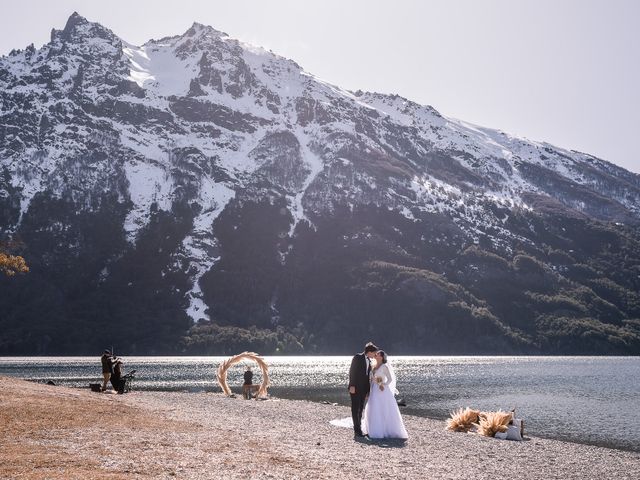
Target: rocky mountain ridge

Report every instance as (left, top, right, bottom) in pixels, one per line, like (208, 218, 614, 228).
(1, 13, 639, 354)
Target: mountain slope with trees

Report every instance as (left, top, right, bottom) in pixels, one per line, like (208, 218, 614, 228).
(1, 13, 639, 355)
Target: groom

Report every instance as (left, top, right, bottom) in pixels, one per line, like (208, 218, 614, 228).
(348, 341, 378, 437)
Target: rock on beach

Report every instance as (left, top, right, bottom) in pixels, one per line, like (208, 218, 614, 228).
(0, 376, 639, 479)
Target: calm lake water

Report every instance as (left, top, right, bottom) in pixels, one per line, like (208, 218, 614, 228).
(1, 356, 638, 452)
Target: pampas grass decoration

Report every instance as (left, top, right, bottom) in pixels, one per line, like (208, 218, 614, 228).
(216, 352, 270, 398)
(475, 410, 513, 437)
(446, 407, 481, 432)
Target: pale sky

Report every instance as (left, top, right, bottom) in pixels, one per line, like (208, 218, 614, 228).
(2, 0, 638, 173)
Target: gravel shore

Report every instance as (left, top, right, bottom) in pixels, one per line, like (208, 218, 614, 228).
(1, 376, 639, 479)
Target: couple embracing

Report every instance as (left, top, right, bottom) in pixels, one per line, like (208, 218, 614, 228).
(349, 342, 408, 439)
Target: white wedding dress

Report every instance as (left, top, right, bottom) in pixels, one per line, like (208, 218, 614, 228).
(362, 363, 408, 439)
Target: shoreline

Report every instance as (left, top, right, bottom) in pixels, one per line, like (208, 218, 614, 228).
(2, 376, 639, 479)
(8, 375, 640, 455)
(262, 388, 640, 455)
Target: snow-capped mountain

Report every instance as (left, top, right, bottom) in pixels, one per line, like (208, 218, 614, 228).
(1, 13, 639, 355)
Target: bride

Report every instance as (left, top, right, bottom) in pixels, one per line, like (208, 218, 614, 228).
(362, 350, 408, 439)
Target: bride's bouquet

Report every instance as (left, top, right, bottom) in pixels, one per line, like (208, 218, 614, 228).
(374, 375, 384, 391)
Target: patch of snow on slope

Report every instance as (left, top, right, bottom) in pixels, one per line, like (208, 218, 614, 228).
(123, 44, 155, 88)
(5, 150, 54, 226)
(287, 129, 325, 236)
(117, 125, 168, 160)
(123, 160, 173, 240)
(125, 42, 199, 97)
(215, 128, 266, 175)
(14, 169, 43, 223)
(359, 94, 415, 126)
(182, 179, 235, 322)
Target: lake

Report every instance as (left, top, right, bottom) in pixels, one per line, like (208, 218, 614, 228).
(0, 355, 637, 452)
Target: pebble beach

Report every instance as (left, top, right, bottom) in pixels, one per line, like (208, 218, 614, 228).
(1, 376, 639, 479)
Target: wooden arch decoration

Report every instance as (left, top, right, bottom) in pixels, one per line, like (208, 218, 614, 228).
(217, 351, 270, 398)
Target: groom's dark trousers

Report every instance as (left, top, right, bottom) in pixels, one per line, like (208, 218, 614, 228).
(349, 352, 370, 435)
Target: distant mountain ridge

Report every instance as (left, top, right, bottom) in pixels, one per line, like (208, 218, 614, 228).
(1, 13, 639, 355)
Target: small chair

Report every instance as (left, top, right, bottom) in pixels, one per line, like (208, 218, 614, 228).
(242, 384, 260, 399)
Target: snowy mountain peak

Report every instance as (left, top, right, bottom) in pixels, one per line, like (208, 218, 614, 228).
(50, 11, 120, 47)
(186, 22, 228, 38)
(62, 11, 90, 33)
(2, 13, 639, 227)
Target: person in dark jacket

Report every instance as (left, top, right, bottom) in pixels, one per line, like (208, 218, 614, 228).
(243, 366, 254, 399)
(110, 358, 124, 393)
(348, 342, 378, 437)
(101, 350, 114, 391)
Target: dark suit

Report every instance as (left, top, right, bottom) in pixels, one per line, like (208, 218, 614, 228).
(348, 352, 370, 435)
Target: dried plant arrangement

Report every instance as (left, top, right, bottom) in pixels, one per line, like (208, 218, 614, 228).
(446, 407, 481, 432)
(475, 410, 513, 437)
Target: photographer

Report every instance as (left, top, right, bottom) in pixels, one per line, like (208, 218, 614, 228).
(100, 350, 114, 391)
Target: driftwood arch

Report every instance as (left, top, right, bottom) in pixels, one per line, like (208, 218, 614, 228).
(216, 351, 270, 398)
